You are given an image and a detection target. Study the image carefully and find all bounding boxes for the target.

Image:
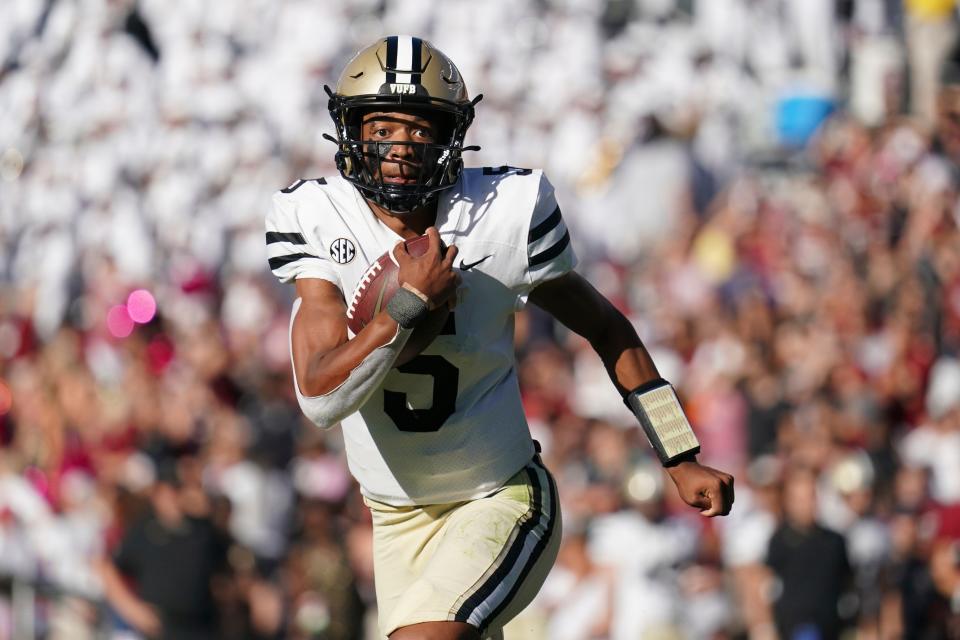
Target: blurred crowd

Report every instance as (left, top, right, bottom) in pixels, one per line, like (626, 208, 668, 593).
(2, 0, 960, 638)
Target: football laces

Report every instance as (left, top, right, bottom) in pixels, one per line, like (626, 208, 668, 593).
(346, 260, 384, 320)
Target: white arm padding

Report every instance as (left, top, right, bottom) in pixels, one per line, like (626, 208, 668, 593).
(289, 297, 412, 429)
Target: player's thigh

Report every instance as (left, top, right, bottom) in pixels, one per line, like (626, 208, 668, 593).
(367, 496, 460, 627)
(394, 458, 561, 636)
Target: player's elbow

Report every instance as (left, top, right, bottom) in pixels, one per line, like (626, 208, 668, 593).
(295, 383, 358, 430)
(297, 398, 343, 430)
(296, 369, 344, 398)
(309, 417, 341, 431)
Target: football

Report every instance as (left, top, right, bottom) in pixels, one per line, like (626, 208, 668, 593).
(346, 235, 450, 366)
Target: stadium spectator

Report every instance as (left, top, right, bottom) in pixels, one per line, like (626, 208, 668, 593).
(905, 0, 960, 123)
(99, 461, 230, 640)
(766, 469, 852, 640)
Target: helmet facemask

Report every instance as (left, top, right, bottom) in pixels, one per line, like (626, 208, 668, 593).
(325, 36, 482, 215)
(327, 91, 479, 214)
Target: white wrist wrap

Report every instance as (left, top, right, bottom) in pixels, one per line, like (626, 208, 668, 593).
(289, 297, 412, 429)
(624, 379, 700, 466)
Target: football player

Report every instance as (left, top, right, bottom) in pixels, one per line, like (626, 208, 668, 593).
(266, 36, 734, 640)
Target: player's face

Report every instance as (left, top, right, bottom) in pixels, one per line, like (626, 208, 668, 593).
(360, 111, 438, 184)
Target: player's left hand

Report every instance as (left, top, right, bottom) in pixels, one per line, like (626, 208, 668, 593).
(666, 460, 734, 517)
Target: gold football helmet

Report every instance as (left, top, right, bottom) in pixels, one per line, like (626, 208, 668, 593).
(326, 36, 481, 214)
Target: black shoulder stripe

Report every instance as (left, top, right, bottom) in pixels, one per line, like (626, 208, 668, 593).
(266, 232, 306, 245)
(482, 166, 532, 176)
(528, 206, 562, 243)
(529, 231, 570, 267)
(269, 253, 316, 270)
(280, 178, 324, 193)
(280, 179, 305, 193)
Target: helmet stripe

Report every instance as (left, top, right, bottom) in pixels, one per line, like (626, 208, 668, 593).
(395, 35, 412, 83)
(385, 36, 398, 84)
(410, 37, 422, 84)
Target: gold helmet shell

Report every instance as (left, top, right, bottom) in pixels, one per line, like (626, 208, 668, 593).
(326, 36, 481, 214)
(334, 36, 470, 105)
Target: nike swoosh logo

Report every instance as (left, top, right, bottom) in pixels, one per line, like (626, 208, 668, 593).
(459, 255, 492, 271)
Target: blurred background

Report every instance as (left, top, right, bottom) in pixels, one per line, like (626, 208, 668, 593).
(2, 0, 960, 638)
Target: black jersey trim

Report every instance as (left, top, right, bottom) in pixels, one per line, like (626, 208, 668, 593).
(528, 206, 562, 243)
(265, 232, 306, 245)
(528, 231, 570, 267)
(268, 253, 316, 270)
(279, 178, 324, 194)
(280, 179, 305, 193)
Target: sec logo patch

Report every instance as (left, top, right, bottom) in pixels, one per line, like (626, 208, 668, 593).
(330, 238, 356, 264)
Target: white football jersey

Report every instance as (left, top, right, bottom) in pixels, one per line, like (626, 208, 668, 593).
(266, 168, 576, 506)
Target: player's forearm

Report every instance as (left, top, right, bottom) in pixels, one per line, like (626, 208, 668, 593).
(298, 311, 403, 396)
(292, 300, 412, 428)
(530, 273, 661, 391)
(594, 308, 702, 467)
(590, 307, 661, 397)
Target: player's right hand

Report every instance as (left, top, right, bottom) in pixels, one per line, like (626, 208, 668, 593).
(393, 227, 460, 309)
(667, 459, 735, 517)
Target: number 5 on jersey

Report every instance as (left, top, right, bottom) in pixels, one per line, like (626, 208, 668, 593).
(383, 313, 458, 432)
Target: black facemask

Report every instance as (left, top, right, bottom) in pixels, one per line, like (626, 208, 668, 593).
(326, 90, 481, 215)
